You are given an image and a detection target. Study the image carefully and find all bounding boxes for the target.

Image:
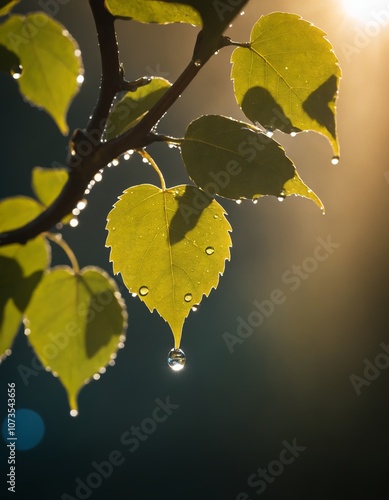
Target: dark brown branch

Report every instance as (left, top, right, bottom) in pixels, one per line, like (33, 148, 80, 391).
(86, 0, 121, 139)
(0, 24, 214, 246)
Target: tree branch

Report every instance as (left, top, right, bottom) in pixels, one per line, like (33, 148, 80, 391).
(0, 17, 212, 247)
(86, 0, 121, 139)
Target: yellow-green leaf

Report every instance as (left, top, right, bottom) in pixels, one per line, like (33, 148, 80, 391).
(24, 266, 127, 413)
(0, 0, 20, 17)
(231, 12, 341, 155)
(105, 0, 249, 63)
(0, 13, 83, 134)
(0, 196, 49, 360)
(106, 184, 232, 347)
(106, 77, 172, 140)
(32, 166, 72, 223)
(104, 0, 201, 25)
(181, 115, 324, 210)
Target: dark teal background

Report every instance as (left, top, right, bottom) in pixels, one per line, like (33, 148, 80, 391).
(1, 1, 389, 499)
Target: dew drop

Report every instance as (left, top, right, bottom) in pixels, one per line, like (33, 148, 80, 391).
(191, 305, 199, 312)
(72, 208, 80, 216)
(112, 159, 119, 167)
(4, 349, 12, 356)
(123, 153, 130, 161)
(131, 292, 137, 298)
(266, 129, 274, 138)
(240, 11, 245, 15)
(93, 373, 100, 380)
(290, 131, 297, 137)
(139, 286, 149, 296)
(24, 328, 31, 336)
(213, 214, 218, 219)
(331, 155, 340, 165)
(235, 199, 242, 205)
(94, 173, 103, 182)
(194, 59, 202, 67)
(205, 246, 214, 255)
(99, 367, 106, 374)
(77, 199, 87, 210)
(70, 409, 78, 417)
(77, 74, 84, 84)
(184, 293, 192, 302)
(70, 218, 79, 227)
(277, 190, 286, 202)
(252, 199, 258, 204)
(142, 157, 149, 163)
(167, 348, 186, 371)
(74, 49, 81, 57)
(277, 196, 285, 202)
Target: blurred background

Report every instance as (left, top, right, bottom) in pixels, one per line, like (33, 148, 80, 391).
(1, 0, 389, 498)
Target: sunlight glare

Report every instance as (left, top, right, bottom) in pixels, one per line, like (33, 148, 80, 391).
(342, 0, 389, 21)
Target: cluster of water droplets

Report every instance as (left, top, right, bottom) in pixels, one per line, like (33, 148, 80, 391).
(167, 348, 186, 371)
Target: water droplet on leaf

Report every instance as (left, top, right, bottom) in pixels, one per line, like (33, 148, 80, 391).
(70, 409, 78, 417)
(191, 305, 199, 312)
(331, 156, 340, 165)
(205, 247, 214, 255)
(266, 129, 274, 138)
(194, 59, 202, 67)
(167, 348, 186, 371)
(184, 293, 192, 302)
(235, 199, 242, 205)
(139, 286, 149, 296)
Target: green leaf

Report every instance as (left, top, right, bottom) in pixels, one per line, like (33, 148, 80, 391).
(104, 0, 201, 25)
(231, 12, 341, 155)
(0, 0, 20, 17)
(0, 197, 49, 360)
(106, 77, 172, 140)
(106, 184, 231, 347)
(105, 0, 249, 63)
(0, 13, 83, 134)
(24, 266, 127, 412)
(181, 115, 324, 210)
(32, 166, 72, 223)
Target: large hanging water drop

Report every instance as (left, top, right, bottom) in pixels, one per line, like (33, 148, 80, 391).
(331, 156, 340, 165)
(167, 348, 186, 371)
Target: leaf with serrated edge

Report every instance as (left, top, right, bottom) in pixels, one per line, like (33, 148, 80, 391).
(0, 196, 49, 360)
(181, 115, 324, 211)
(104, 0, 201, 25)
(24, 267, 127, 413)
(0, 13, 83, 134)
(105, 0, 249, 63)
(32, 167, 72, 223)
(231, 12, 341, 155)
(106, 77, 172, 140)
(106, 184, 232, 347)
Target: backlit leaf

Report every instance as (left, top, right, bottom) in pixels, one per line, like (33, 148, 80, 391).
(231, 12, 341, 155)
(104, 0, 201, 25)
(32, 166, 72, 223)
(0, 13, 83, 134)
(106, 184, 232, 347)
(106, 77, 172, 140)
(105, 0, 249, 63)
(24, 266, 127, 412)
(181, 115, 324, 210)
(0, 197, 49, 360)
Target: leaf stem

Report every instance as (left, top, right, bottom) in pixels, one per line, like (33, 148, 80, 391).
(44, 232, 80, 274)
(137, 150, 166, 191)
